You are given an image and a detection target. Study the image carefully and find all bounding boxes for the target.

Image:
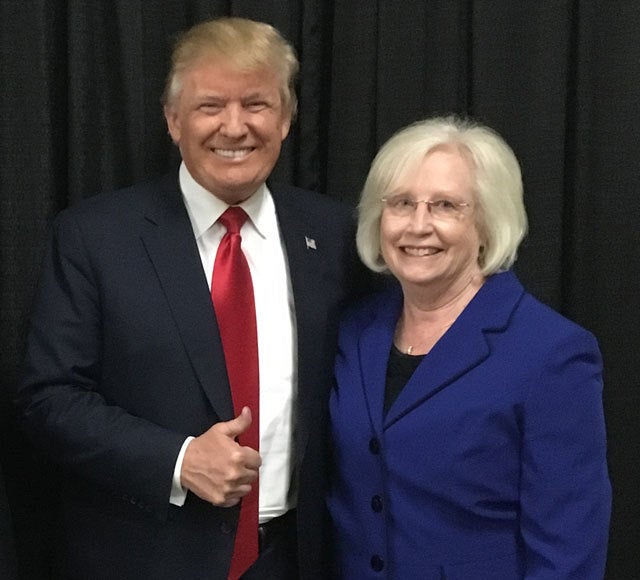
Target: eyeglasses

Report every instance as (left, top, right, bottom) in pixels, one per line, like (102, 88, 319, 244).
(380, 195, 472, 221)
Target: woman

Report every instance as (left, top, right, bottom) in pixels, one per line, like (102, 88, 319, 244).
(327, 116, 611, 579)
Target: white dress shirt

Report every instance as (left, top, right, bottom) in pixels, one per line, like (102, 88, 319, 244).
(170, 162, 297, 522)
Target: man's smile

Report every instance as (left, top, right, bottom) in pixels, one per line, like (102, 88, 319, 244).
(212, 147, 255, 159)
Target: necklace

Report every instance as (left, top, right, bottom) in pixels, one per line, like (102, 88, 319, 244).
(400, 321, 453, 356)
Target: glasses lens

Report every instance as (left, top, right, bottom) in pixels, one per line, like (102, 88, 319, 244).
(385, 196, 414, 216)
(430, 200, 459, 220)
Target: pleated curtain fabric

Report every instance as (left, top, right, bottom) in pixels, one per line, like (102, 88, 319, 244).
(2, 3, 640, 577)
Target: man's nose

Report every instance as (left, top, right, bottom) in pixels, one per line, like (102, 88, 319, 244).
(219, 104, 248, 137)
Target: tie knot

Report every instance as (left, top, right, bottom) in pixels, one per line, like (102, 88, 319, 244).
(219, 206, 248, 234)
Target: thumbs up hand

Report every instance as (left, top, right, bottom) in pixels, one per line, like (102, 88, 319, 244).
(180, 407, 261, 507)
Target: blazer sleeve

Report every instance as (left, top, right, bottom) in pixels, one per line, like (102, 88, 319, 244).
(520, 327, 611, 579)
(17, 211, 186, 519)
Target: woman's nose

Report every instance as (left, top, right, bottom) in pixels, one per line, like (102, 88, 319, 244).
(408, 202, 435, 231)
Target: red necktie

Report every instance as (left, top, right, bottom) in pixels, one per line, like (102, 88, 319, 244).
(211, 207, 259, 580)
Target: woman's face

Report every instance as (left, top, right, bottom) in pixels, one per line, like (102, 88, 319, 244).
(380, 146, 483, 296)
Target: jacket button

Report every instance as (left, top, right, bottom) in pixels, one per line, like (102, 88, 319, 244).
(220, 521, 232, 535)
(371, 495, 383, 512)
(369, 437, 380, 454)
(370, 555, 385, 572)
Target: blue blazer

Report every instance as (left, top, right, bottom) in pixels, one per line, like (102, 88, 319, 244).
(18, 172, 366, 579)
(328, 271, 610, 579)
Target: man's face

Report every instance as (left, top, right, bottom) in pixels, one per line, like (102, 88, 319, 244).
(164, 58, 291, 204)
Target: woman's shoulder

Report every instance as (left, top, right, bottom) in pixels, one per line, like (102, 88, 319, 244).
(473, 271, 601, 356)
(519, 291, 600, 349)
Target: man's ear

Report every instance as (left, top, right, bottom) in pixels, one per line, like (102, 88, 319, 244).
(280, 112, 292, 142)
(164, 104, 181, 144)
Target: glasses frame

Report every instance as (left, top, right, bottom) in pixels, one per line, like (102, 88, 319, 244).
(379, 195, 472, 221)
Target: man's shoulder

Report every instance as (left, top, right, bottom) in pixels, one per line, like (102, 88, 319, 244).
(341, 279, 399, 328)
(269, 182, 354, 218)
(57, 172, 180, 224)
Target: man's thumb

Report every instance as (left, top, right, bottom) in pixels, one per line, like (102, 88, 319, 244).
(224, 406, 252, 438)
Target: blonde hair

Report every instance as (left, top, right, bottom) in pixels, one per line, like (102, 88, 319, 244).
(162, 17, 299, 118)
(357, 115, 528, 275)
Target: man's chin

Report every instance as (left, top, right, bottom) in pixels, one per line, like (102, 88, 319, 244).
(207, 181, 260, 204)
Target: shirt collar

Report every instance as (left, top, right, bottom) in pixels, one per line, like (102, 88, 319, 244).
(179, 162, 275, 240)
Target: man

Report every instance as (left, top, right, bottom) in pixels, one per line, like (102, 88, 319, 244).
(18, 18, 367, 579)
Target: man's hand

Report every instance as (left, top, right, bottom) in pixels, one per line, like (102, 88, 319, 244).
(180, 407, 261, 507)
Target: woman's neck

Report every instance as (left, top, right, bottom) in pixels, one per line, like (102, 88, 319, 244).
(395, 274, 485, 355)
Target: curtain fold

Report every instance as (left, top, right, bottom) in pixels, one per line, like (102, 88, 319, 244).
(1, 1, 638, 577)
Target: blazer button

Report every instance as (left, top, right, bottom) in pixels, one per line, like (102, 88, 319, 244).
(370, 555, 385, 572)
(369, 437, 380, 454)
(371, 495, 383, 512)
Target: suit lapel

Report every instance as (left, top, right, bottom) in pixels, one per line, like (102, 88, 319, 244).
(270, 185, 341, 462)
(139, 175, 234, 421)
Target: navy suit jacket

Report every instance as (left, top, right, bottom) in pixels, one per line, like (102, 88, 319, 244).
(328, 271, 611, 579)
(19, 172, 366, 579)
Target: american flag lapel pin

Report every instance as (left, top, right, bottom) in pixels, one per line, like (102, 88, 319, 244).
(305, 236, 317, 250)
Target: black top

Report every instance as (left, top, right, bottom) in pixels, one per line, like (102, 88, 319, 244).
(384, 345, 425, 415)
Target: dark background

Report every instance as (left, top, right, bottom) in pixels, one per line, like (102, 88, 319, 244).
(1, 1, 638, 578)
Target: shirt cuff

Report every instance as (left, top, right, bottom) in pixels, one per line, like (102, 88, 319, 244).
(170, 436, 194, 506)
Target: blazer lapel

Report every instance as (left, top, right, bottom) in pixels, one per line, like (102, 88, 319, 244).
(358, 285, 403, 435)
(383, 271, 525, 428)
(384, 318, 490, 428)
(139, 175, 234, 420)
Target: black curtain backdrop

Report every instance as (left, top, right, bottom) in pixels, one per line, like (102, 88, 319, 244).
(1, 1, 638, 578)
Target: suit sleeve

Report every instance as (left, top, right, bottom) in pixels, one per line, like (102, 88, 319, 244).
(17, 211, 186, 519)
(520, 328, 611, 579)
